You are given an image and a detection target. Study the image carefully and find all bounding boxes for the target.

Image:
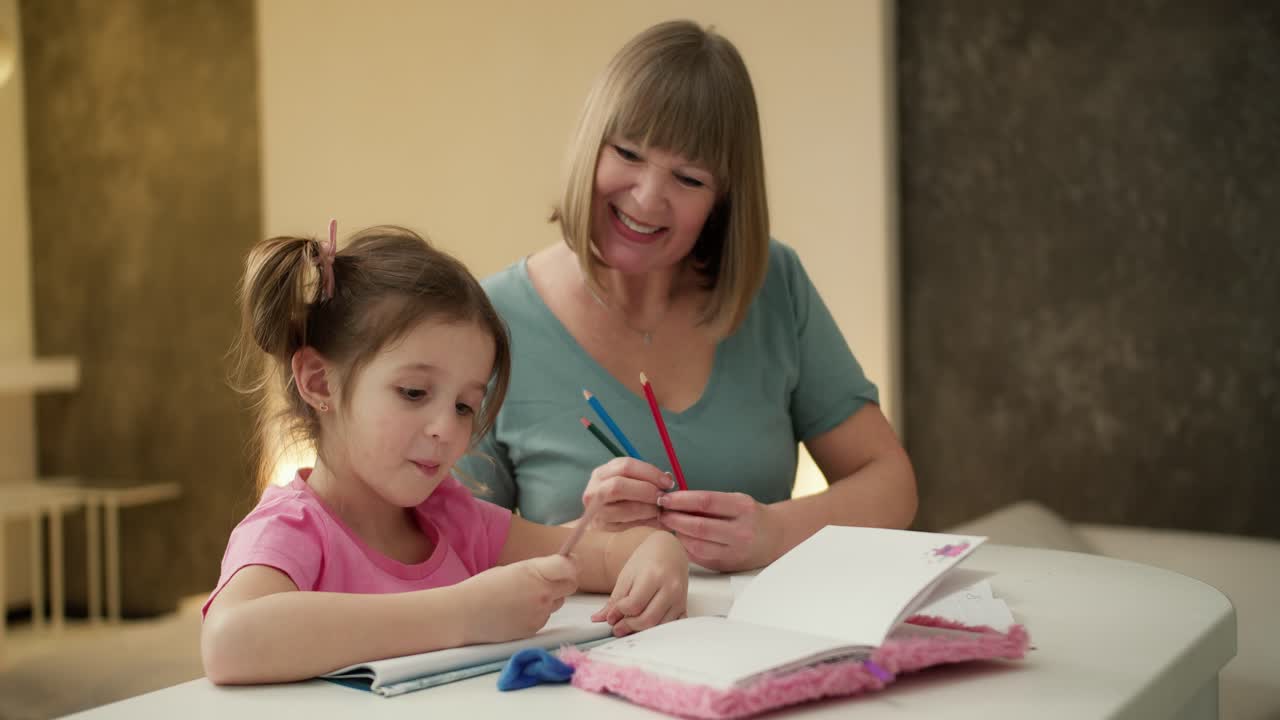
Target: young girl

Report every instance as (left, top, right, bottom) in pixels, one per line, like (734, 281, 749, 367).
(201, 223, 688, 685)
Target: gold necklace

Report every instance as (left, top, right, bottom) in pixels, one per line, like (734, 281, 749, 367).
(583, 277, 665, 346)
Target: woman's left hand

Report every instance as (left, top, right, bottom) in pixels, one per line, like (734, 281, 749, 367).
(591, 531, 688, 636)
(656, 491, 784, 573)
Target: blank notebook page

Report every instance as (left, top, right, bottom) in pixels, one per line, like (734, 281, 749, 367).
(586, 616, 856, 690)
(728, 526, 985, 647)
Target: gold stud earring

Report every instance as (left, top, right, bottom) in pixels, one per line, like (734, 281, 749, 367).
(318, 402, 329, 412)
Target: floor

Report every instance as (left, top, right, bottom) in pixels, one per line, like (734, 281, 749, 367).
(0, 596, 205, 720)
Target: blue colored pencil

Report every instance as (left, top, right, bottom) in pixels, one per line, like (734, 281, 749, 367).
(582, 389, 644, 460)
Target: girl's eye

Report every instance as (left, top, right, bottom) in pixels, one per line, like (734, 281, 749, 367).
(399, 387, 426, 401)
(455, 403, 475, 417)
(612, 144, 641, 162)
(675, 173, 706, 189)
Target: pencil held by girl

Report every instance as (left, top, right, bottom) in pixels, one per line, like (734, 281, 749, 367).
(201, 223, 687, 686)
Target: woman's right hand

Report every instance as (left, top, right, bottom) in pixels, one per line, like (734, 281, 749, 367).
(581, 457, 675, 532)
(458, 555, 578, 644)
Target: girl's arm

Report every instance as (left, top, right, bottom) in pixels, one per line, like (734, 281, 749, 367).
(498, 516, 654, 592)
(658, 403, 917, 571)
(498, 517, 688, 635)
(202, 555, 576, 685)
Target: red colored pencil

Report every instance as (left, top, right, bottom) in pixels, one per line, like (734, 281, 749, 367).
(639, 372, 688, 491)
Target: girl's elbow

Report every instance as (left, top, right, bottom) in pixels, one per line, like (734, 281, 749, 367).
(201, 612, 251, 685)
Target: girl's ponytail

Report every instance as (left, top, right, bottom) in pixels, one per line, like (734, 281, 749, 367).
(229, 235, 330, 492)
(241, 236, 328, 360)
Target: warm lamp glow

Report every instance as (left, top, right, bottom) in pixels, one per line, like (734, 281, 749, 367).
(0, 25, 14, 88)
(792, 446, 827, 498)
(272, 443, 316, 487)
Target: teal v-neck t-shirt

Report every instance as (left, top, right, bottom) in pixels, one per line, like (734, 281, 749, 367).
(455, 239, 878, 525)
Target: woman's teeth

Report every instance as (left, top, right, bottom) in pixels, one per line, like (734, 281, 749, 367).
(614, 207, 662, 234)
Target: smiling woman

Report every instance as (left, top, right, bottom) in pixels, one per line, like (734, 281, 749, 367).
(455, 20, 918, 574)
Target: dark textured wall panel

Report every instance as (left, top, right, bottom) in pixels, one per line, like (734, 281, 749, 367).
(23, 0, 260, 614)
(900, 1, 1280, 537)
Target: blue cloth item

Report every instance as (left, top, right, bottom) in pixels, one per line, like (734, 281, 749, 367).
(496, 648, 576, 691)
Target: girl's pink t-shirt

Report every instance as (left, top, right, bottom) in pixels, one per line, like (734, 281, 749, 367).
(202, 470, 512, 617)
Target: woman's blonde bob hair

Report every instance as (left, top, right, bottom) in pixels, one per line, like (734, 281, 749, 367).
(554, 19, 769, 337)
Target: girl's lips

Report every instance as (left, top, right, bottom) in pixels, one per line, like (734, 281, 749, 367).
(412, 461, 441, 476)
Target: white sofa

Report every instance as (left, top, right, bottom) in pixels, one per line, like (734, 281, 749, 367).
(949, 501, 1280, 720)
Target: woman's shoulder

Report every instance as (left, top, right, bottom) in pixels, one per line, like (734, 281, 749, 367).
(480, 258, 530, 305)
(756, 237, 810, 304)
(482, 254, 554, 322)
(764, 236, 804, 274)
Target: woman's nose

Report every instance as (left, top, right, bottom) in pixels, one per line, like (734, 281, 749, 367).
(631, 165, 667, 212)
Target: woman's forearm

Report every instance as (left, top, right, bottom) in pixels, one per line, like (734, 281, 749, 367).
(767, 447, 918, 563)
(202, 584, 468, 685)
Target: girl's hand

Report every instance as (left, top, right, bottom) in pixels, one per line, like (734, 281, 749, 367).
(581, 457, 675, 532)
(657, 491, 784, 572)
(460, 555, 578, 644)
(591, 531, 688, 636)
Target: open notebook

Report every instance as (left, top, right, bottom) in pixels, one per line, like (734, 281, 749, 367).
(322, 595, 613, 697)
(582, 526, 989, 690)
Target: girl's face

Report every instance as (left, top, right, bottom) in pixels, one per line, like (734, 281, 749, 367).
(591, 139, 719, 275)
(333, 318, 494, 508)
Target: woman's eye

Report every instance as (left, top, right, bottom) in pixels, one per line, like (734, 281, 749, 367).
(675, 173, 706, 189)
(612, 144, 641, 162)
(455, 403, 475, 417)
(399, 387, 426, 401)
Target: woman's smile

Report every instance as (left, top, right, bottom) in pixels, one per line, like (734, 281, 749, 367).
(609, 204, 668, 244)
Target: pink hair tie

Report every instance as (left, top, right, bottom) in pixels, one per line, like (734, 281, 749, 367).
(315, 218, 338, 301)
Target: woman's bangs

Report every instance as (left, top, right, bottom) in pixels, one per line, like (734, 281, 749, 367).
(605, 66, 732, 186)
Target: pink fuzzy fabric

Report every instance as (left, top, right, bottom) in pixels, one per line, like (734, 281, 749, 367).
(560, 616, 1030, 720)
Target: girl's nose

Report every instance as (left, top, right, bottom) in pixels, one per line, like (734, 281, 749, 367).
(425, 411, 460, 441)
(424, 416, 445, 440)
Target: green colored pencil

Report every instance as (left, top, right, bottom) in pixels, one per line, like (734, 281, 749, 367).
(580, 417, 625, 458)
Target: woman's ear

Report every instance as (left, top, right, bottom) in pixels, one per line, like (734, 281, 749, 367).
(292, 346, 334, 413)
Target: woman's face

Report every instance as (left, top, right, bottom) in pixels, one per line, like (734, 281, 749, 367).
(591, 139, 718, 275)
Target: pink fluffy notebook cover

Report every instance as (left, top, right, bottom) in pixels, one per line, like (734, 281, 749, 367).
(561, 615, 1031, 720)
(557, 526, 1030, 719)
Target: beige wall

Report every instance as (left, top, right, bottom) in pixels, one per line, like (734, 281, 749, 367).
(1, 0, 35, 606)
(258, 0, 898, 493)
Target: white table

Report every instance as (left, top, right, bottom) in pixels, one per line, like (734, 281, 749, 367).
(66, 545, 1237, 719)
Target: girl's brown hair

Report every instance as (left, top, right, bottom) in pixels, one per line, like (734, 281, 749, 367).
(554, 19, 770, 337)
(230, 225, 510, 492)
